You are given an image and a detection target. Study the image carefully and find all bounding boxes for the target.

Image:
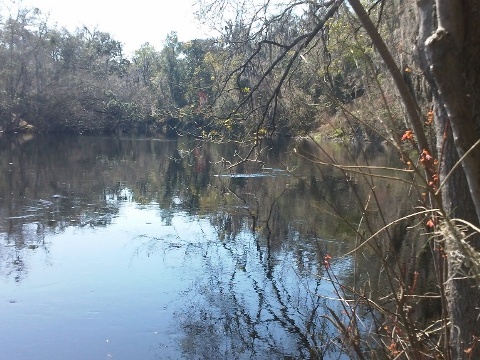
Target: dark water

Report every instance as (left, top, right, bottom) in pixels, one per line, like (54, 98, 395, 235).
(0, 135, 403, 359)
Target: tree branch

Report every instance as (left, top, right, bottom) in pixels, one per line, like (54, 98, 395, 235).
(347, 0, 430, 157)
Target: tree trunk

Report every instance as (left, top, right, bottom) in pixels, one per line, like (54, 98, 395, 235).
(422, 1, 480, 358)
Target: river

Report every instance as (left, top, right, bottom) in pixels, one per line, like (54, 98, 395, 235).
(0, 134, 414, 359)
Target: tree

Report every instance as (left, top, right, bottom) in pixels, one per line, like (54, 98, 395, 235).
(133, 43, 160, 87)
(423, 2, 480, 357)
(0, 5, 47, 130)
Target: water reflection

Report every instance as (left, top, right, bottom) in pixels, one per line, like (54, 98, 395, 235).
(0, 135, 408, 359)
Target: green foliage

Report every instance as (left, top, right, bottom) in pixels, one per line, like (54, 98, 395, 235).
(0, 0, 372, 138)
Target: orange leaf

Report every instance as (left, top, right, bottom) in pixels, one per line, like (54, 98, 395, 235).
(426, 110, 434, 125)
(401, 130, 414, 142)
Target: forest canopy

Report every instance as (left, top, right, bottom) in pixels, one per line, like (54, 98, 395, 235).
(0, 1, 372, 139)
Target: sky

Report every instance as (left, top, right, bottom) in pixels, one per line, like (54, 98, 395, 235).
(20, 0, 213, 56)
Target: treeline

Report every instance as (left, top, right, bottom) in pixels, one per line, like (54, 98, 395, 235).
(0, 6, 215, 135)
(0, 3, 369, 138)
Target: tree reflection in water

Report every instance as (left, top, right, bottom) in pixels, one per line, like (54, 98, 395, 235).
(178, 238, 344, 358)
(172, 172, 356, 359)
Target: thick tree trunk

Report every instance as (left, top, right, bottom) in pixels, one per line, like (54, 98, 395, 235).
(422, 1, 480, 358)
(426, 2, 480, 224)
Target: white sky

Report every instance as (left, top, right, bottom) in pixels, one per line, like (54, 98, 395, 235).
(20, 0, 213, 56)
